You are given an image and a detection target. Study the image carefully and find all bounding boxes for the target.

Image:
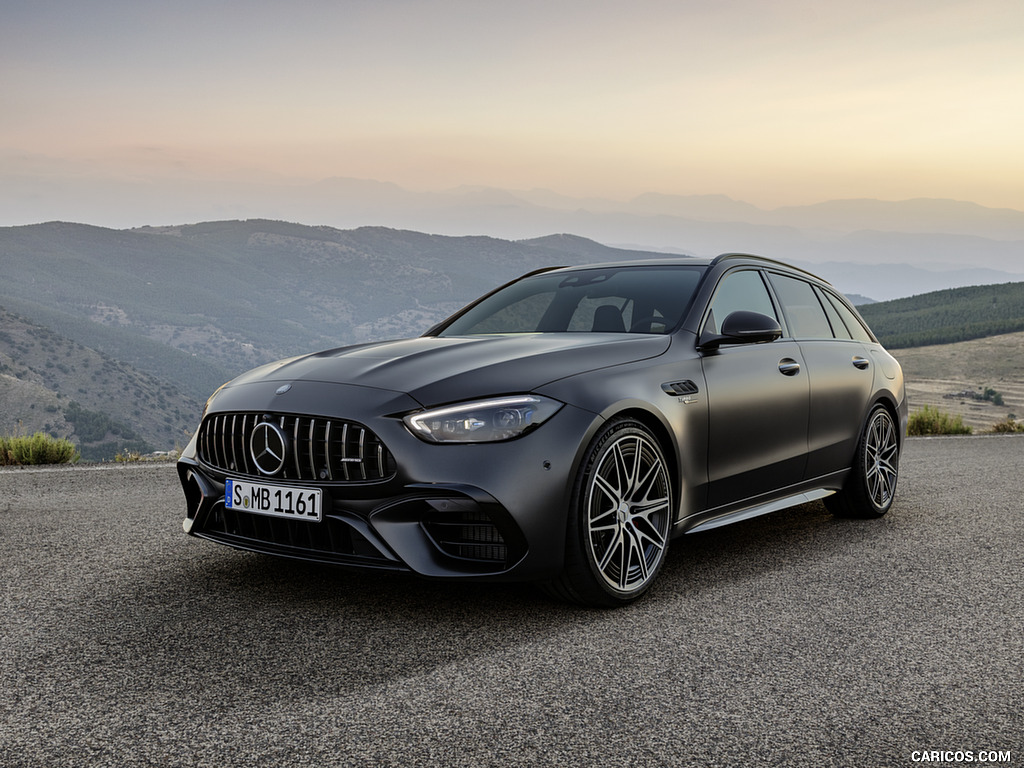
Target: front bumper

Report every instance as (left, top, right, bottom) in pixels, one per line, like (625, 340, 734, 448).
(177, 380, 600, 582)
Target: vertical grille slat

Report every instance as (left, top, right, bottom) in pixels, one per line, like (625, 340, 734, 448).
(219, 415, 228, 471)
(308, 419, 316, 480)
(231, 414, 240, 474)
(218, 415, 226, 468)
(240, 414, 252, 475)
(340, 423, 350, 481)
(208, 415, 218, 469)
(357, 429, 367, 481)
(197, 411, 395, 483)
(291, 416, 301, 479)
(324, 421, 333, 481)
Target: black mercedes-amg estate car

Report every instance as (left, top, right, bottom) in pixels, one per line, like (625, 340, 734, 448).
(178, 254, 906, 606)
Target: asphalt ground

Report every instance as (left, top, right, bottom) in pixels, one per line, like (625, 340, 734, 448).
(1, 436, 1021, 768)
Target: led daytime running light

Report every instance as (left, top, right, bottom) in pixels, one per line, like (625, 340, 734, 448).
(405, 395, 562, 443)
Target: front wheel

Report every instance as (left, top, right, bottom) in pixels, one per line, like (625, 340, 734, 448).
(546, 419, 673, 607)
(826, 404, 900, 519)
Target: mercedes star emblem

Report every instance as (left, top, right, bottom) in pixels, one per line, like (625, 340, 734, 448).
(250, 421, 287, 476)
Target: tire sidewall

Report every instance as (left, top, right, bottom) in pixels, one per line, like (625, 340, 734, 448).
(860, 405, 898, 515)
(566, 418, 672, 606)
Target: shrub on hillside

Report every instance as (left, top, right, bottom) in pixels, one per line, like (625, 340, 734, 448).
(907, 405, 972, 436)
(988, 417, 1024, 434)
(0, 433, 80, 465)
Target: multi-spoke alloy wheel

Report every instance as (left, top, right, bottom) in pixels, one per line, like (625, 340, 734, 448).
(863, 408, 899, 509)
(586, 431, 671, 592)
(827, 405, 900, 519)
(548, 419, 673, 607)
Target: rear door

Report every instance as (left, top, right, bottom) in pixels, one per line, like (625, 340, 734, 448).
(766, 272, 873, 479)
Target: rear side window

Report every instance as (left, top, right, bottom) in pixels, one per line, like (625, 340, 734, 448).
(768, 273, 833, 339)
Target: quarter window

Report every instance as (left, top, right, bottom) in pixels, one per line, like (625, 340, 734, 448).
(822, 290, 875, 343)
(814, 286, 852, 340)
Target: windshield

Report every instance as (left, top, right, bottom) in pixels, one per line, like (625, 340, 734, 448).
(436, 266, 706, 336)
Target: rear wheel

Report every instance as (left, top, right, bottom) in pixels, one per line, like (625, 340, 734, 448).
(826, 404, 899, 519)
(547, 419, 673, 607)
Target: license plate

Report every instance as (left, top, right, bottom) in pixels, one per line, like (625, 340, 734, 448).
(225, 478, 322, 523)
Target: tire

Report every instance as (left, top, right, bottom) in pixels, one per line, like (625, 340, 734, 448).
(826, 404, 900, 519)
(546, 418, 673, 607)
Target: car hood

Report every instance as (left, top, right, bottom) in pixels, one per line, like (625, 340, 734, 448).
(228, 334, 671, 407)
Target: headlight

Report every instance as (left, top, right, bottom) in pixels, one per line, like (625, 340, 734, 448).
(404, 395, 563, 443)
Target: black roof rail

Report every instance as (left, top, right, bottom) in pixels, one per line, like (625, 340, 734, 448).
(710, 253, 831, 284)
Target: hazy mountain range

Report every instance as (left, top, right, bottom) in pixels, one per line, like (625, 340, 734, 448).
(3, 175, 1023, 300)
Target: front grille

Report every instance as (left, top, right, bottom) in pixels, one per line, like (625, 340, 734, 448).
(423, 509, 508, 564)
(200, 503, 396, 566)
(198, 412, 396, 483)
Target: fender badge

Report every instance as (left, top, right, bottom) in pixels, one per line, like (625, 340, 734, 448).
(275, 384, 292, 395)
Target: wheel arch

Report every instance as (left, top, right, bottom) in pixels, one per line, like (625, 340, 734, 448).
(868, 391, 907, 449)
(546, 403, 679, 606)
(592, 402, 683, 522)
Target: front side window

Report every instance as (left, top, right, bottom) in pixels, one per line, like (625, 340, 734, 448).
(436, 266, 705, 336)
(704, 269, 777, 335)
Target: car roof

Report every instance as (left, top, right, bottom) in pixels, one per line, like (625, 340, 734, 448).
(543, 254, 833, 286)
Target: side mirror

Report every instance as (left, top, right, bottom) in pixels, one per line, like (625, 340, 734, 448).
(699, 310, 782, 351)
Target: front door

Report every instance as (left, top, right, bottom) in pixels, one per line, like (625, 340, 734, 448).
(700, 269, 810, 508)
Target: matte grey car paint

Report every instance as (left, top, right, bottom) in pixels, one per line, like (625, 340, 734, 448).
(177, 254, 907, 600)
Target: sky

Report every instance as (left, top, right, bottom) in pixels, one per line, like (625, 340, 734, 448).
(3, 0, 1024, 223)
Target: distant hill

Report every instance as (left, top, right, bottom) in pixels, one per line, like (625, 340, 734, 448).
(0, 308, 200, 460)
(0, 221, 676, 389)
(845, 294, 875, 306)
(1, 221, 680, 458)
(857, 282, 1024, 348)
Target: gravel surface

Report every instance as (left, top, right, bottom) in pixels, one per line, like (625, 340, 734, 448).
(1, 437, 1021, 768)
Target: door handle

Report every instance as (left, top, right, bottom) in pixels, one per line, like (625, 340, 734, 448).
(778, 359, 801, 376)
(853, 356, 870, 370)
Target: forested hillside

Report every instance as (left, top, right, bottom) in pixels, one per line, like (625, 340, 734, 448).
(857, 282, 1024, 348)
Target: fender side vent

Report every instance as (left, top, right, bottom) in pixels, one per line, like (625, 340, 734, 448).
(661, 380, 700, 397)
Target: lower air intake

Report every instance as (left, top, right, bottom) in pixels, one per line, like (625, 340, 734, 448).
(197, 503, 395, 566)
(423, 509, 508, 565)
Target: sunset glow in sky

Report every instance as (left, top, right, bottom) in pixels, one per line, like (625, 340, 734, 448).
(4, 0, 1024, 216)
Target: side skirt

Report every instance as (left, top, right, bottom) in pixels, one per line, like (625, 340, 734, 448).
(677, 487, 838, 536)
